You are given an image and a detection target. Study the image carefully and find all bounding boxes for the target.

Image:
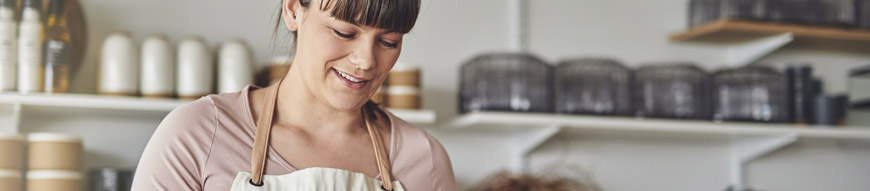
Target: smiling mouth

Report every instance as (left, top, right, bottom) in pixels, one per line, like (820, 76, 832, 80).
(333, 69, 369, 83)
(332, 68, 372, 90)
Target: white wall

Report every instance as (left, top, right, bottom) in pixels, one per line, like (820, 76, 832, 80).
(61, 0, 870, 191)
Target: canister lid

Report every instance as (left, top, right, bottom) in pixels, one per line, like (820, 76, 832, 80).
(28, 133, 82, 143)
(27, 170, 82, 180)
(0, 169, 21, 178)
(387, 86, 420, 95)
(272, 56, 291, 65)
(391, 63, 420, 72)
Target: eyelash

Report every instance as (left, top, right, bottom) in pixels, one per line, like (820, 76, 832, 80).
(333, 29, 399, 48)
(333, 30, 355, 38)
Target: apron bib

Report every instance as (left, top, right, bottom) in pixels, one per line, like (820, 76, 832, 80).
(230, 77, 403, 191)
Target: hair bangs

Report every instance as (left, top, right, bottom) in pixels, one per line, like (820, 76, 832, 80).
(319, 0, 419, 33)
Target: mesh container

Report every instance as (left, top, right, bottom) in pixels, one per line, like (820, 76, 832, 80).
(633, 63, 712, 119)
(767, 0, 826, 25)
(858, 0, 870, 29)
(713, 67, 789, 122)
(820, 0, 857, 27)
(721, 0, 768, 21)
(460, 53, 553, 113)
(554, 58, 633, 115)
(689, 0, 721, 27)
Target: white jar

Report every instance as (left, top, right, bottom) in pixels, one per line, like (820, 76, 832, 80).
(217, 39, 253, 94)
(140, 34, 174, 98)
(176, 36, 213, 99)
(99, 32, 139, 96)
(0, 4, 17, 92)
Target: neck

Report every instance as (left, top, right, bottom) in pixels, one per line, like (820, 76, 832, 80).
(271, 60, 365, 135)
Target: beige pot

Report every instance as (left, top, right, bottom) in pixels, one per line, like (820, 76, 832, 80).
(387, 63, 420, 87)
(387, 86, 420, 109)
(27, 133, 82, 170)
(26, 170, 81, 191)
(0, 169, 22, 191)
(0, 134, 23, 170)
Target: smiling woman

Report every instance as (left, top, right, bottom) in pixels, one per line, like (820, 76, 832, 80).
(130, 0, 456, 190)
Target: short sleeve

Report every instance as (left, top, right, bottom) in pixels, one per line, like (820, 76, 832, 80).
(130, 98, 218, 191)
(425, 133, 457, 191)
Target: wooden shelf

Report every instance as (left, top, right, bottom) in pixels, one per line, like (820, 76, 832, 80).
(451, 111, 870, 140)
(0, 93, 436, 124)
(671, 20, 870, 43)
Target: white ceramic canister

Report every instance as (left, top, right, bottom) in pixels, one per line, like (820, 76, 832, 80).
(99, 32, 139, 96)
(27, 133, 82, 170)
(0, 134, 23, 170)
(217, 39, 253, 94)
(176, 36, 213, 99)
(140, 34, 174, 98)
(26, 170, 81, 191)
(0, 169, 21, 191)
(0, 0, 17, 92)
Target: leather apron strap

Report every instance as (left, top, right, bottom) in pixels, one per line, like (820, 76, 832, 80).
(249, 77, 396, 190)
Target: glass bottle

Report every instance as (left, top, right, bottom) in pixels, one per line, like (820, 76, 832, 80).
(43, 0, 71, 93)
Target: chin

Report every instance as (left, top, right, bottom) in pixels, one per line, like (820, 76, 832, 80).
(324, 94, 369, 112)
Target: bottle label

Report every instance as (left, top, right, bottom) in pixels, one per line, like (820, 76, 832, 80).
(43, 39, 70, 93)
(18, 22, 41, 66)
(0, 20, 15, 65)
(44, 39, 70, 67)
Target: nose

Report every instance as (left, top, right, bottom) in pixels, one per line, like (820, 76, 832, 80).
(348, 40, 376, 70)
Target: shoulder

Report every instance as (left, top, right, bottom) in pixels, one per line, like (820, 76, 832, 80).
(385, 111, 457, 191)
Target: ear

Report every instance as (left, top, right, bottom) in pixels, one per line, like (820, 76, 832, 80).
(282, 0, 302, 31)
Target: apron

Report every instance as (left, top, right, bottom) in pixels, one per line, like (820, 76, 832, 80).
(230, 77, 404, 191)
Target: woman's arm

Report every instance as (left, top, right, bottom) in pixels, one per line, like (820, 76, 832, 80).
(130, 98, 218, 191)
(424, 133, 458, 191)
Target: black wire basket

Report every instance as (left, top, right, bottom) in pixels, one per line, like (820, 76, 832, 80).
(713, 67, 790, 122)
(554, 58, 633, 116)
(459, 53, 553, 113)
(633, 63, 712, 119)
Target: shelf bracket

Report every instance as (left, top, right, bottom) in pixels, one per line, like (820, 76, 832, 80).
(508, 0, 528, 52)
(728, 133, 798, 191)
(726, 32, 793, 67)
(11, 103, 21, 133)
(0, 103, 22, 134)
(511, 125, 561, 173)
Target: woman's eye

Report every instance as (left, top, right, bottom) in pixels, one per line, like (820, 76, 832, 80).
(333, 30, 355, 38)
(380, 40, 398, 48)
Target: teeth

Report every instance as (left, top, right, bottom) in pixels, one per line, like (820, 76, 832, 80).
(338, 70, 364, 83)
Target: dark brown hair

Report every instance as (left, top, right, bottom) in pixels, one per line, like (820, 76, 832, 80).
(273, 0, 421, 40)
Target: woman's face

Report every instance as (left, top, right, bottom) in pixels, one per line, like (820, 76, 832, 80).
(286, 0, 404, 111)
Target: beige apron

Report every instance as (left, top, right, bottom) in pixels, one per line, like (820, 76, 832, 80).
(230, 78, 403, 191)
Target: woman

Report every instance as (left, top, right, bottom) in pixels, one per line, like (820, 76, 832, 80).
(131, 0, 456, 190)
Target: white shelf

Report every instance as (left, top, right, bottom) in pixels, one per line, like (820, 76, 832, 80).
(451, 112, 870, 140)
(0, 93, 437, 124)
(450, 111, 870, 190)
(0, 93, 187, 112)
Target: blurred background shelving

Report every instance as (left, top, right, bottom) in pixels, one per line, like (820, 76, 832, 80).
(1, 0, 869, 191)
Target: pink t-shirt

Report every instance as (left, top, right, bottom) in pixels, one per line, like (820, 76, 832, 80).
(131, 86, 456, 190)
